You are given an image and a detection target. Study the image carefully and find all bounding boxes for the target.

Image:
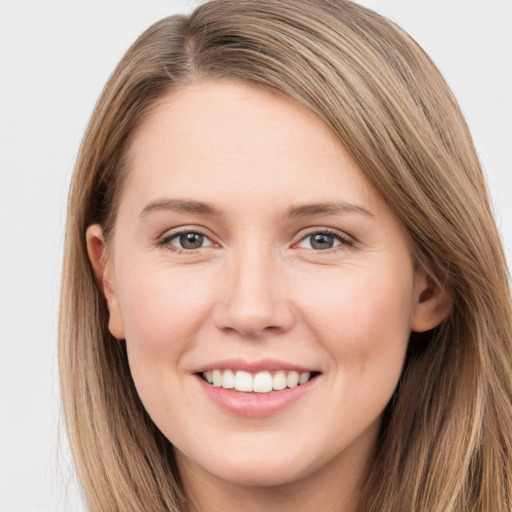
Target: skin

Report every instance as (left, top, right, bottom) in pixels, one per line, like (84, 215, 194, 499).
(87, 81, 450, 512)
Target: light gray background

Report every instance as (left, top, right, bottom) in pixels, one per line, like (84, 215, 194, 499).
(0, 1, 510, 511)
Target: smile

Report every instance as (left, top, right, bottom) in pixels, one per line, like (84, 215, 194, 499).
(195, 359, 321, 416)
(202, 369, 314, 393)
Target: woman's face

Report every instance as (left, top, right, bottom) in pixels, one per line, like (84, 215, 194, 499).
(88, 81, 443, 495)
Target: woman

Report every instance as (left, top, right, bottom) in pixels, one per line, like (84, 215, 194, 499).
(59, 0, 512, 510)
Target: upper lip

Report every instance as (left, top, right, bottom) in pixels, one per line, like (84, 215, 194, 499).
(194, 358, 319, 374)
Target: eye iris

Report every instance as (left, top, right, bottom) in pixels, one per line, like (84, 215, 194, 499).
(311, 233, 334, 250)
(180, 232, 204, 249)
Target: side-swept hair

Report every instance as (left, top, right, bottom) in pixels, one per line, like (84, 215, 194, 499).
(59, 1, 512, 510)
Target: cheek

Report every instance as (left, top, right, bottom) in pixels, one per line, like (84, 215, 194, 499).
(298, 270, 414, 439)
(298, 267, 414, 373)
(114, 266, 216, 394)
(119, 266, 212, 344)
(114, 266, 219, 427)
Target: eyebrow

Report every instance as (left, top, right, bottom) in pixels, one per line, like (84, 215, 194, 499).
(139, 198, 373, 220)
(140, 198, 223, 218)
(287, 201, 374, 219)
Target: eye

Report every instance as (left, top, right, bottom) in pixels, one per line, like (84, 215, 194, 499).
(296, 230, 352, 251)
(161, 230, 214, 251)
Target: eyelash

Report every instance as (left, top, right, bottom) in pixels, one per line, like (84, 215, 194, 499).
(157, 227, 354, 254)
(158, 229, 215, 254)
(295, 228, 354, 252)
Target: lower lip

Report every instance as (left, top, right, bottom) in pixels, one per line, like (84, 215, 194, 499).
(196, 375, 318, 418)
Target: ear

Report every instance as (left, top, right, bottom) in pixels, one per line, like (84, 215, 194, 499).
(86, 224, 126, 340)
(410, 269, 452, 333)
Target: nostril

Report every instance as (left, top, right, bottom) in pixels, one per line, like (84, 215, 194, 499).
(221, 323, 282, 339)
(213, 273, 296, 337)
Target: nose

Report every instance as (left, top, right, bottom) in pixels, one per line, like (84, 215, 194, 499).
(213, 245, 295, 338)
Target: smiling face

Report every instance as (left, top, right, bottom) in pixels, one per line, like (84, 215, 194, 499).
(87, 81, 448, 506)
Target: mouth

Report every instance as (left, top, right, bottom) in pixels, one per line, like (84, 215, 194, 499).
(194, 360, 321, 417)
(198, 369, 320, 394)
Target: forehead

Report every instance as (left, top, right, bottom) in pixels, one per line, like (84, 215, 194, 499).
(129, 80, 342, 164)
(122, 80, 380, 215)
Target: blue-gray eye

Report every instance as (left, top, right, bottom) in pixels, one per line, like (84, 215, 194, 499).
(297, 232, 345, 250)
(167, 231, 212, 250)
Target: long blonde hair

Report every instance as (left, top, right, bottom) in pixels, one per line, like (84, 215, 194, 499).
(59, 1, 512, 510)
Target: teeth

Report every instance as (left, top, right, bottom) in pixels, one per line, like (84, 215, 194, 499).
(273, 370, 287, 390)
(299, 372, 310, 385)
(286, 371, 300, 388)
(253, 371, 273, 393)
(222, 369, 235, 389)
(212, 369, 222, 387)
(203, 369, 313, 393)
(235, 370, 253, 392)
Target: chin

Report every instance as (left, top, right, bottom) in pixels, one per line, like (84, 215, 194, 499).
(177, 442, 318, 489)
(207, 461, 308, 488)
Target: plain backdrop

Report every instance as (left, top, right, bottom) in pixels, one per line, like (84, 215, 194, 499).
(0, 1, 510, 511)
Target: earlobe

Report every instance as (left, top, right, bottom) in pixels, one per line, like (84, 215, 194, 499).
(85, 224, 126, 340)
(410, 270, 452, 333)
